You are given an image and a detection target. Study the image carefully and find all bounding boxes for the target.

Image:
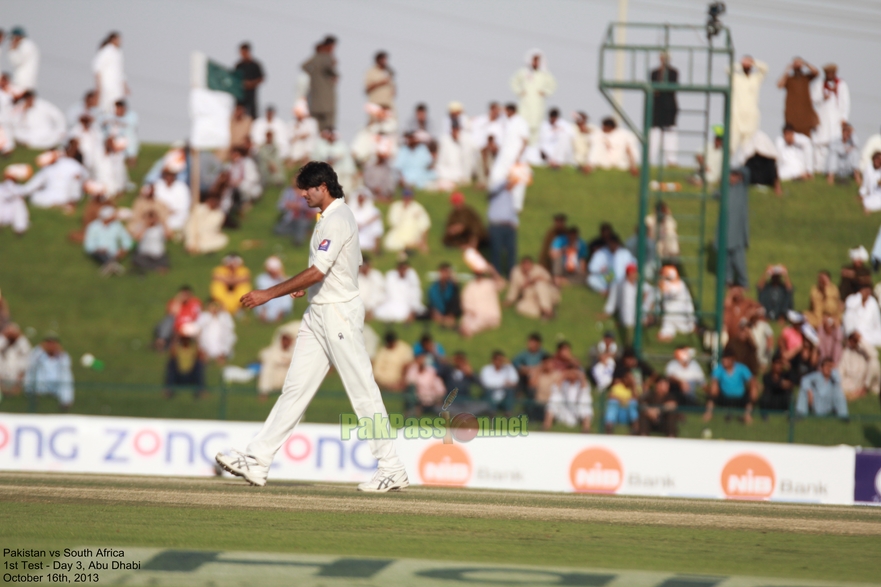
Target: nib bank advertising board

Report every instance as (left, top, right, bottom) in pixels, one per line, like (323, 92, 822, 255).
(0, 414, 858, 505)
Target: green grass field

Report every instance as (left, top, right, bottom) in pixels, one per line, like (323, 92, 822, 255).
(1, 144, 880, 446)
(1, 472, 879, 586)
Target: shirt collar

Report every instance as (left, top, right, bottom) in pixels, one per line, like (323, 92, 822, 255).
(319, 197, 344, 221)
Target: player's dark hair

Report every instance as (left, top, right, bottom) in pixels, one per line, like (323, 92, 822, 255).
(296, 161, 345, 199)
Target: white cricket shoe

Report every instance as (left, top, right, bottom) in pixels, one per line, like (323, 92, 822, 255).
(357, 468, 409, 492)
(215, 450, 269, 487)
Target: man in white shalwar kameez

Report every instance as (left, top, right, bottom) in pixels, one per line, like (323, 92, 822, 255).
(435, 125, 474, 190)
(0, 163, 32, 234)
(776, 125, 814, 181)
(197, 300, 237, 363)
(69, 114, 103, 176)
(844, 286, 881, 348)
(250, 105, 289, 158)
(358, 256, 386, 316)
(11, 92, 66, 149)
(860, 152, 881, 213)
(538, 108, 575, 168)
(373, 260, 426, 323)
(510, 49, 557, 145)
(349, 189, 384, 253)
(730, 56, 768, 154)
(25, 147, 87, 209)
(92, 33, 127, 114)
(811, 64, 850, 174)
(93, 136, 128, 197)
(572, 112, 598, 173)
(153, 167, 191, 232)
(288, 99, 319, 164)
(589, 117, 640, 174)
(383, 191, 431, 253)
(657, 265, 695, 341)
(8, 27, 40, 91)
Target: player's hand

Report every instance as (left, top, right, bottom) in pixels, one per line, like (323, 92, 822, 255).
(290, 290, 306, 299)
(240, 289, 272, 308)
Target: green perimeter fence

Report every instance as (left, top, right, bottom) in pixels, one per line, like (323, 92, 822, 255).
(2, 381, 880, 448)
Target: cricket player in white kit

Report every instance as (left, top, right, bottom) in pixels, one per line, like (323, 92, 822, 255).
(216, 162, 408, 492)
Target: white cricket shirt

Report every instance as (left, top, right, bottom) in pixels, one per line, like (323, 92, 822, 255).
(307, 197, 363, 305)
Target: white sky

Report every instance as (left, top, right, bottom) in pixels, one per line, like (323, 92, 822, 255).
(3, 0, 879, 144)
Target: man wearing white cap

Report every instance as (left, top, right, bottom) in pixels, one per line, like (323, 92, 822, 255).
(11, 91, 66, 149)
(153, 166, 191, 232)
(254, 256, 293, 323)
(0, 163, 32, 235)
(288, 100, 318, 164)
(8, 27, 40, 91)
(510, 49, 556, 145)
(24, 144, 87, 209)
(222, 161, 408, 491)
(84, 205, 132, 275)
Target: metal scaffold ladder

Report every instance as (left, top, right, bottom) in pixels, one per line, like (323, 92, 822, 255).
(597, 21, 735, 363)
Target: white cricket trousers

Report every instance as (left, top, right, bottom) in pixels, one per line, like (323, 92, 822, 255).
(246, 297, 405, 471)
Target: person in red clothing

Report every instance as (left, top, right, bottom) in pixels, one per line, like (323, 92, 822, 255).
(153, 285, 202, 351)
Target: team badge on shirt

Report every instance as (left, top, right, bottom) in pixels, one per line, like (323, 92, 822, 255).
(318, 239, 331, 251)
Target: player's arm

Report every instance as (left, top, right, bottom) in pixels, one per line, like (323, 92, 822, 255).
(240, 265, 325, 308)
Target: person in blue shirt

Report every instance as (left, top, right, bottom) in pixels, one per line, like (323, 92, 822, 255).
(550, 226, 589, 285)
(24, 335, 74, 411)
(427, 262, 461, 328)
(796, 358, 849, 418)
(394, 131, 436, 189)
(83, 205, 133, 276)
(412, 334, 446, 369)
(512, 332, 550, 419)
(704, 347, 758, 424)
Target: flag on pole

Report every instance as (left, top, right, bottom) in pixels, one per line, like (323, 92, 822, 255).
(189, 52, 243, 149)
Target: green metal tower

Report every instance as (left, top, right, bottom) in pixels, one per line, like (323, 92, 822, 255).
(598, 20, 734, 363)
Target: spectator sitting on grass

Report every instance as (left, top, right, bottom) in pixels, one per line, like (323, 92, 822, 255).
(184, 195, 228, 255)
(210, 254, 252, 315)
(750, 308, 776, 372)
(0, 323, 32, 396)
(664, 346, 705, 400)
(163, 324, 206, 399)
(839, 331, 881, 400)
(605, 371, 639, 434)
(257, 326, 297, 401)
(589, 334, 617, 392)
(843, 284, 881, 348)
(438, 351, 481, 401)
(256, 130, 286, 188)
(196, 299, 237, 365)
(373, 258, 426, 323)
(827, 123, 861, 185)
(703, 348, 758, 425)
(544, 367, 592, 432)
(24, 335, 74, 412)
(858, 151, 881, 213)
(153, 285, 202, 351)
(657, 265, 695, 342)
(796, 358, 848, 418)
(512, 332, 550, 408)
(756, 264, 793, 321)
(384, 188, 431, 253)
(638, 376, 680, 437)
(131, 210, 171, 274)
(505, 255, 559, 321)
(805, 270, 842, 329)
(727, 319, 760, 376)
(550, 226, 588, 286)
(817, 313, 843, 366)
(350, 188, 384, 254)
(538, 213, 568, 270)
(357, 255, 385, 319)
(427, 262, 461, 329)
(480, 350, 519, 417)
(404, 351, 446, 416)
(253, 256, 293, 323)
(459, 244, 503, 337)
(760, 354, 794, 412)
(372, 331, 414, 392)
(127, 184, 169, 236)
(442, 191, 486, 248)
(600, 263, 654, 346)
(839, 246, 872, 300)
(84, 205, 132, 276)
(412, 334, 446, 369)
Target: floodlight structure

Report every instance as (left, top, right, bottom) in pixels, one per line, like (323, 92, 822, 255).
(597, 15, 734, 362)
